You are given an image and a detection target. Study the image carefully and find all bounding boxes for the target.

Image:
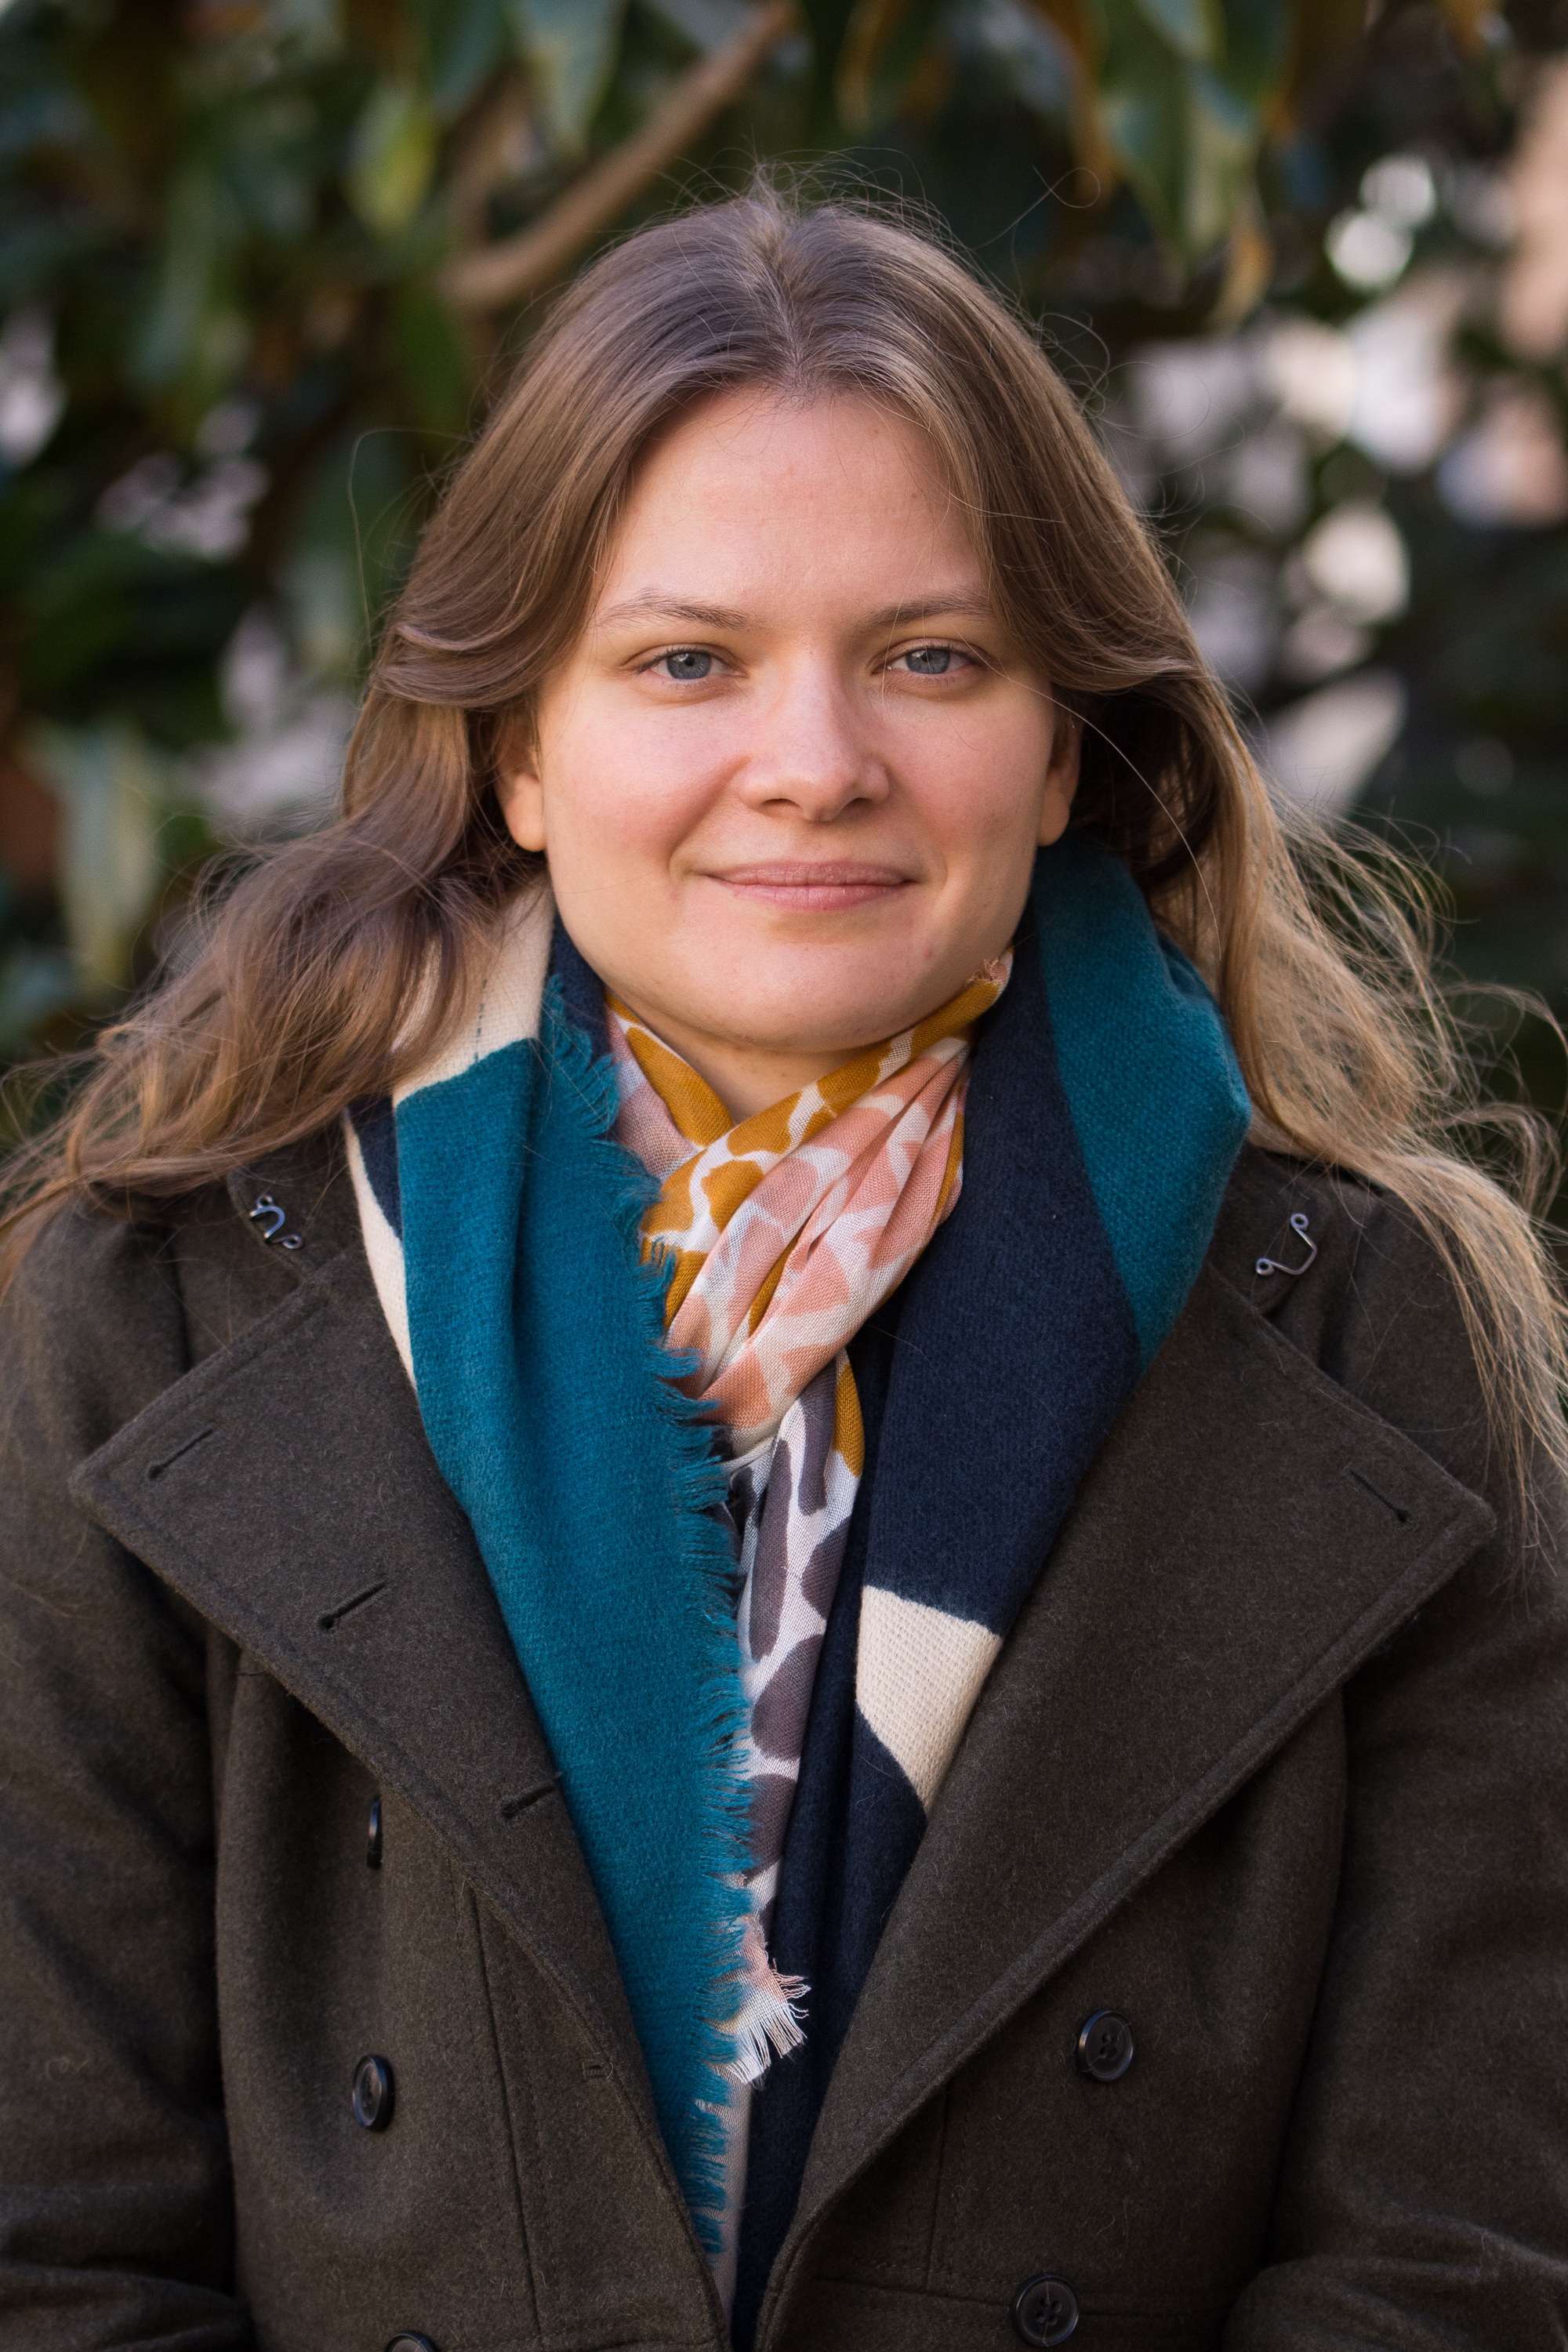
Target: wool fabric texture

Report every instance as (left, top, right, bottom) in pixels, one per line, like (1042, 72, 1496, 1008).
(343, 835, 1252, 2255)
(606, 963, 1007, 2091)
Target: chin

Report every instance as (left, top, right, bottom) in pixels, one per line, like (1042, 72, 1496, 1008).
(723, 949, 924, 1022)
(720, 991, 910, 1061)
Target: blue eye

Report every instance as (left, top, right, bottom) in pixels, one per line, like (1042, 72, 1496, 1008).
(655, 648, 713, 681)
(900, 645, 953, 675)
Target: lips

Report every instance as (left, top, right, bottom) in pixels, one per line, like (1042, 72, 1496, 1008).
(710, 862, 912, 912)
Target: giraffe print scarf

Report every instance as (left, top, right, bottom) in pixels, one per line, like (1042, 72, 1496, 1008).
(606, 956, 1011, 2082)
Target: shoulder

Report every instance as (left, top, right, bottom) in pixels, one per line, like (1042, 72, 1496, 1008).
(1210, 1142, 1538, 1517)
(2, 1203, 192, 1465)
(1, 1125, 354, 1464)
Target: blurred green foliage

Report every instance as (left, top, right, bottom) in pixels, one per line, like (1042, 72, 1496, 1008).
(1, 0, 1566, 1149)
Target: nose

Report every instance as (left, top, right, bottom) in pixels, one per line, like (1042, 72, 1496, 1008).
(735, 662, 887, 823)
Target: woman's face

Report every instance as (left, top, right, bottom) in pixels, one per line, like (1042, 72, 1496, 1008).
(499, 389, 1078, 1116)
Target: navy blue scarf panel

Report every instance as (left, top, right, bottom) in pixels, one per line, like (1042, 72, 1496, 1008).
(729, 1298, 898, 2350)
(732, 907, 1145, 2346)
(550, 917, 613, 1055)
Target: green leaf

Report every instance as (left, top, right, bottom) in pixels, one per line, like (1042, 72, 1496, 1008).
(0, 941, 80, 1055)
(389, 285, 477, 438)
(419, 0, 512, 121)
(1181, 59, 1257, 253)
(227, 93, 320, 241)
(0, 70, 91, 167)
(511, 0, 626, 154)
(1099, 0, 1187, 238)
(131, 161, 244, 397)
(26, 719, 169, 993)
(284, 544, 363, 681)
(133, 168, 214, 390)
(1129, 0, 1215, 64)
(1100, 82, 1183, 239)
(975, 0, 1076, 131)
(0, 207, 109, 308)
(1098, 0, 1261, 257)
(1215, 0, 1290, 105)
(838, 0, 952, 130)
(643, 0, 753, 53)
(346, 79, 439, 241)
(283, 427, 422, 681)
(263, 0, 345, 56)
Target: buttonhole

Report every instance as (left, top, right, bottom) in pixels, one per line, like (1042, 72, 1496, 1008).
(1347, 1466, 1410, 1524)
(499, 1776, 561, 1820)
(580, 2056, 608, 2081)
(317, 1577, 390, 1632)
(147, 1425, 216, 1482)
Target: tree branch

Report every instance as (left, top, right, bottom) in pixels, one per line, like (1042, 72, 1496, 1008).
(438, 1, 797, 314)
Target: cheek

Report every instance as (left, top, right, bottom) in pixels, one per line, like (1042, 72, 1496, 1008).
(896, 705, 1057, 849)
(543, 710, 719, 869)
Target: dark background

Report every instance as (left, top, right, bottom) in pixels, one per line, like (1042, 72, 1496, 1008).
(2, 0, 1566, 1142)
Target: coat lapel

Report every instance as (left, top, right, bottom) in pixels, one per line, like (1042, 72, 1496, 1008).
(777, 1257, 1494, 2279)
(68, 1215, 661, 2143)
(70, 1142, 1498, 2322)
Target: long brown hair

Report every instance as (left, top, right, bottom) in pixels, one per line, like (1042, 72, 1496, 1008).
(6, 181, 1565, 1502)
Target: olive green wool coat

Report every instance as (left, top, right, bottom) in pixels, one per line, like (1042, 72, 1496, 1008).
(1, 1136, 1566, 2352)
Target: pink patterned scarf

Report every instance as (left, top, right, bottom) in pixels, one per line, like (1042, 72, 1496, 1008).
(607, 950, 1011, 2116)
(609, 953, 1011, 1461)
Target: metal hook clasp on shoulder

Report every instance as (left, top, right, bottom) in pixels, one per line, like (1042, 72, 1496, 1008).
(1256, 1211, 1317, 1280)
(249, 1194, 287, 1240)
(249, 1192, 303, 1249)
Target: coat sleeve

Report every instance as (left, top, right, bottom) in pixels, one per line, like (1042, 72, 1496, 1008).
(0, 1210, 253, 2349)
(1224, 1188, 1568, 2347)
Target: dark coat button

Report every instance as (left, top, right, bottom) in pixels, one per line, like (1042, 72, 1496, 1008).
(385, 2338, 438, 2351)
(1075, 2009, 1134, 2082)
(352, 2053, 394, 2130)
(367, 1793, 383, 1869)
(1013, 2274, 1079, 2346)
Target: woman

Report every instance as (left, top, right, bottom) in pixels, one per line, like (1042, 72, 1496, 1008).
(2, 187, 1566, 2352)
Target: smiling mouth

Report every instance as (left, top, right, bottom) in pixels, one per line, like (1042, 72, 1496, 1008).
(710, 863, 913, 912)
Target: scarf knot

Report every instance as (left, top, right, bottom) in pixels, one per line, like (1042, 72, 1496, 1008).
(608, 953, 1011, 1457)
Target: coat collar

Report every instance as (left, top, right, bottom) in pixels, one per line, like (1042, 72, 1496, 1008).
(760, 1221, 1494, 2336)
(72, 1143, 1494, 2314)
(69, 1172, 672, 2172)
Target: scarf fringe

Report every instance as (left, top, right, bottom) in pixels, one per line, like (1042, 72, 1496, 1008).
(537, 974, 756, 2253)
(720, 1966, 811, 2085)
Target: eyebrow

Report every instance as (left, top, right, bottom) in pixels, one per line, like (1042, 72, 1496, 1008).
(594, 587, 996, 633)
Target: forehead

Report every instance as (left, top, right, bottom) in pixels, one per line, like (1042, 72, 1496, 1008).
(593, 389, 978, 612)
